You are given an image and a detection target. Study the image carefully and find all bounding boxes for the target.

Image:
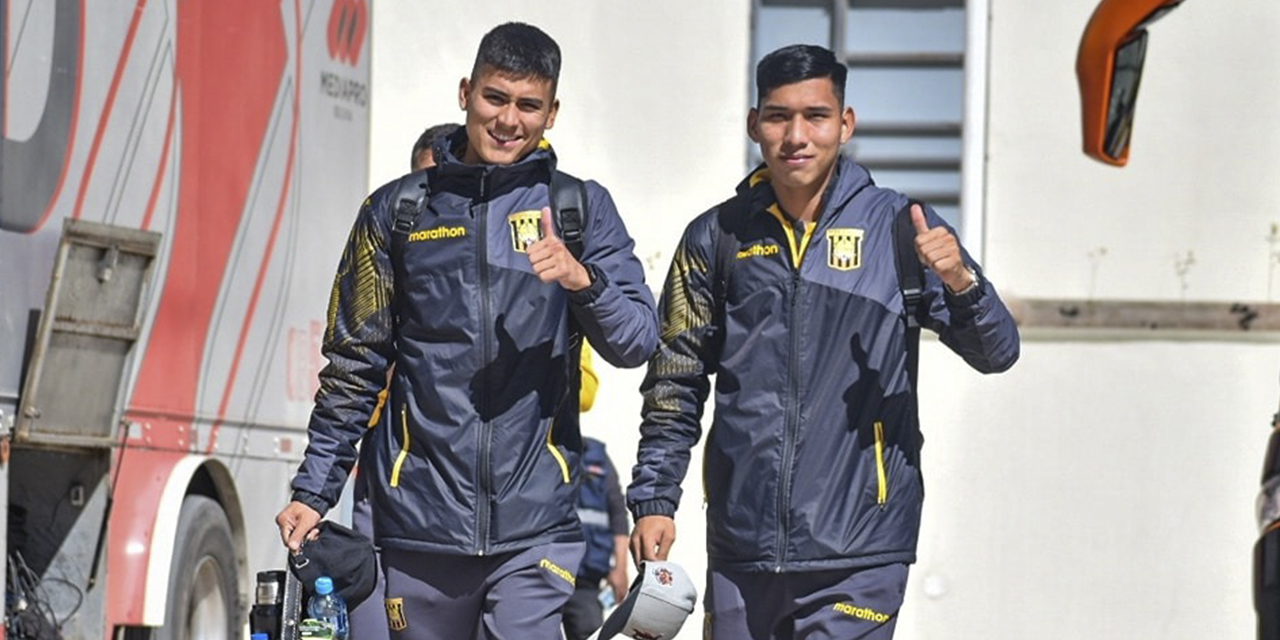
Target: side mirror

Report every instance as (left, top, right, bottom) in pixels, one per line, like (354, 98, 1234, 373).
(1076, 0, 1187, 166)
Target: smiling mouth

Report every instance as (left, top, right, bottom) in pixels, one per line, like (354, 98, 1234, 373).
(489, 131, 522, 147)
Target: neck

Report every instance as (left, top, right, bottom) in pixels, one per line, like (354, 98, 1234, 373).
(463, 145, 479, 165)
(462, 141, 484, 165)
(774, 166, 835, 224)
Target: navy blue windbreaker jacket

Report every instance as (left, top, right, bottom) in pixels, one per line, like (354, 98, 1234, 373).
(628, 157, 1019, 572)
(292, 133, 658, 556)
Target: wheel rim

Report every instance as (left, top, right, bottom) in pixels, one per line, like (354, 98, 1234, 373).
(185, 555, 229, 640)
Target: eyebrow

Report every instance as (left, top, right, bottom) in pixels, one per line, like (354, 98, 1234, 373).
(759, 104, 833, 115)
(481, 86, 545, 108)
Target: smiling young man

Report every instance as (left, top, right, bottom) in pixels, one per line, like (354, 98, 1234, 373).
(276, 22, 658, 639)
(627, 45, 1020, 639)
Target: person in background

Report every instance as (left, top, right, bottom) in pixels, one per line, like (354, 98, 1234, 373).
(409, 123, 462, 175)
(561, 348, 630, 640)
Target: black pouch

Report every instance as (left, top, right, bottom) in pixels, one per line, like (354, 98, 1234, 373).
(287, 520, 377, 609)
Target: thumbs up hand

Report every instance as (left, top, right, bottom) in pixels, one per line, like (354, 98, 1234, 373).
(910, 204, 975, 294)
(527, 207, 591, 291)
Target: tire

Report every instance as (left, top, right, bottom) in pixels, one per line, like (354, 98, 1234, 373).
(145, 495, 242, 640)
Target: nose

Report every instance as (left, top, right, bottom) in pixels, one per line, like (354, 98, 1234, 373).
(782, 116, 806, 149)
(496, 103, 520, 130)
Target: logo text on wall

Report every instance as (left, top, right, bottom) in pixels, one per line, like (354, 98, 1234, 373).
(322, 0, 369, 120)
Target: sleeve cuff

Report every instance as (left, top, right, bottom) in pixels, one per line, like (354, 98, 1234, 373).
(630, 498, 677, 521)
(290, 489, 331, 516)
(568, 263, 609, 305)
(944, 267, 986, 307)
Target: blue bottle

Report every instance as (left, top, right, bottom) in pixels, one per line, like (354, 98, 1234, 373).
(307, 577, 349, 640)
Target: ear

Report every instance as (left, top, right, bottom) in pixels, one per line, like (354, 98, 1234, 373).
(747, 108, 761, 143)
(839, 106, 856, 144)
(458, 77, 471, 111)
(545, 98, 560, 130)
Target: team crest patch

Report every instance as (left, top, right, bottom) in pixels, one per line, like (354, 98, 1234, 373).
(826, 228, 864, 271)
(385, 597, 408, 631)
(508, 210, 543, 253)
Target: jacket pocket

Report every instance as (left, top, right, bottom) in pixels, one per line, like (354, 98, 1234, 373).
(546, 419, 571, 484)
(389, 404, 411, 488)
(873, 421, 888, 505)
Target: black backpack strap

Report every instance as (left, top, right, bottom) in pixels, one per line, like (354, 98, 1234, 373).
(712, 195, 744, 320)
(709, 193, 746, 370)
(892, 199, 927, 396)
(390, 173, 428, 259)
(551, 170, 587, 261)
(389, 173, 429, 315)
(550, 171, 589, 389)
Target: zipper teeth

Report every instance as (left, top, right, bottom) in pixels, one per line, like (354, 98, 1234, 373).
(776, 218, 807, 569)
(476, 175, 492, 556)
(874, 421, 888, 505)
(389, 405, 410, 487)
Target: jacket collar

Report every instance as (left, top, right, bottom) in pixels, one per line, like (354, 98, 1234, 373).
(735, 155, 873, 227)
(429, 128, 559, 199)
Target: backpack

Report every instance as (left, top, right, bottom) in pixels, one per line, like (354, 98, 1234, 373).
(710, 195, 926, 402)
(576, 438, 617, 581)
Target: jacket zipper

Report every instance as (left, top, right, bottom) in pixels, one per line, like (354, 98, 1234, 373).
(775, 216, 808, 571)
(874, 421, 888, 506)
(702, 435, 710, 507)
(545, 415, 571, 483)
(475, 170, 493, 556)
(389, 404, 411, 487)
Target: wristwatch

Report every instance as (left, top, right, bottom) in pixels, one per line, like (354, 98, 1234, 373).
(947, 266, 980, 296)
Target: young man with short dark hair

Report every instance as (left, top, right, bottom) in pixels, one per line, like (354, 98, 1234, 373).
(278, 22, 658, 639)
(628, 44, 1020, 639)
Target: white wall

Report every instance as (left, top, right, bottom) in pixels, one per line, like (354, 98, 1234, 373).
(984, 0, 1280, 301)
(372, 1, 1280, 638)
(922, 0, 1280, 638)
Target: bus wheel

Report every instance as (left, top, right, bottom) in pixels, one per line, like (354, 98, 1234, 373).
(154, 495, 240, 640)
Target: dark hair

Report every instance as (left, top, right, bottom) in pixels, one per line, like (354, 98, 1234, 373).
(756, 44, 847, 106)
(470, 22, 561, 89)
(410, 123, 461, 171)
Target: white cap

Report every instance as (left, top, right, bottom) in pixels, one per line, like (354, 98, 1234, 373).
(597, 561, 697, 640)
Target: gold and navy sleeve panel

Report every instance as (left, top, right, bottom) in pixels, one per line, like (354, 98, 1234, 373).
(629, 216, 720, 520)
(293, 194, 398, 510)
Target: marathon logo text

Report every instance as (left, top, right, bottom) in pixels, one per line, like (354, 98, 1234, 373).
(832, 602, 891, 624)
(408, 226, 467, 242)
(320, 70, 368, 107)
(737, 243, 780, 259)
(539, 558, 576, 586)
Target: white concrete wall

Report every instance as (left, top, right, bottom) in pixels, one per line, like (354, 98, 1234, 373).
(372, 1, 1280, 638)
(984, 0, 1280, 301)
(905, 0, 1280, 638)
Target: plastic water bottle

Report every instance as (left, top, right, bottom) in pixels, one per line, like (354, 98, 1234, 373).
(307, 577, 349, 640)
